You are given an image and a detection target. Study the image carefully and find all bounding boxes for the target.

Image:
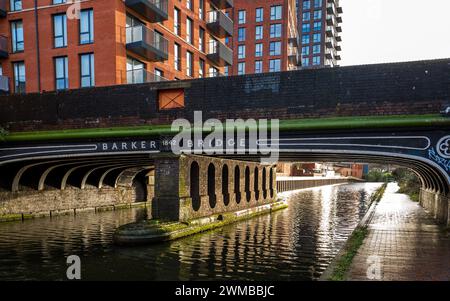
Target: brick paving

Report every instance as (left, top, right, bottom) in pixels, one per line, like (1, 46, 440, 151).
(347, 183, 450, 281)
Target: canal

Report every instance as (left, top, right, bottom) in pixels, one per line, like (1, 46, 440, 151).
(0, 182, 382, 281)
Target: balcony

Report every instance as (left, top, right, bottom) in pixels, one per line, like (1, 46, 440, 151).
(337, 6, 343, 14)
(126, 25, 168, 62)
(336, 16, 342, 23)
(209, 0, 233, 10)
(336, 35, 342, 42)
(207, 40, 232, 66)
(288, 50, 301, 66)
(326, 15, 335, 26)
(126, 69, 167, 84)
(288, 36, 298, 47)
(0, 0, 6, 18)
(335, 44, 341, 51)
(207, 10, 233, 38)
(125, 0, 168, 23)
(0, 35, 8, 58)
(336, 26, 342, 33)
(0, 75, 9, 93)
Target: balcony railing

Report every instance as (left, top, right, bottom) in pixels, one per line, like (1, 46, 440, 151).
(125, 0, 168, 23)
(0, 0, 6, 18)
(207, 40, 232, 67)
(207, 10, 233, 38)
(0, 35, 8, 58)
(126, 69, 167, 84)
(126, 25, 169, 62)
(209, 0, 233, 10)
(0, 75, 9, 93)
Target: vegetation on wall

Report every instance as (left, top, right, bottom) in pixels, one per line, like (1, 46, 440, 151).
(392, 168, 421, 202)
(364, 169, 394, 182)
(0, 127, 8, 142)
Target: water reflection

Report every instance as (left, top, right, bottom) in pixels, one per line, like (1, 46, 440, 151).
(0, 183, 382, 281)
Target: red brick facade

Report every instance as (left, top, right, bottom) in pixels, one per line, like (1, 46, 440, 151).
(229, 0, 299, 75)
(0, 0, 231, 93)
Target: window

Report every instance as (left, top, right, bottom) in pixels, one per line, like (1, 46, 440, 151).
(80, 9, 94, 44)
(53, 14, 67, 48)
(186, 18, 193, 44)
(127, 57, 145, 84)
(80, 53, 95, 88)
(54, 56, 69, 91)
(314, 0, 322, 8)
(270, 5, 282, 20)
(302, 57, 310, 66)
(199, 27, 205, 52)
(303, 1, 311, 10)
(255, 61, 263, 73)
(174, 43, 181, 71)
(154, 68, 164, 81)
(313, 44, 321, 54)
(13, 61, 25, 93)
(186, 51, 193, 77)
(224, 66, 229, 76)
(255, 43, 263, 57)
(174, 8, 181, 36)
(209, 67, 219, 77)
(270, 24, 282, 38)
(199, 0, 204, 19)
(302, 12, 310, 22)
(186, 0, 192, 10)
(313, 33, 321, 43)
(302, 46, 310, 56)
(238, 62, 245, 75)
(313, 56, 321, 65)
(269, 41, 281, 56)
(238, 45, 245, 59)
(238, 10, 246, 24)
(302, 23, 310, 33)
(302, 35, 310, 44)
(269, 59, 281, 72)
(11, 20, 24, 53)
(10, 0, 22, 12)
(313, 21, 321, 31)
(199, 59, 205, 78)
(255, 26, 263, 40)
(255, 8, 263, 22)
(53, 0, 66, 3)
(314, 10, 322, 20)
(238, 27, 245, 42)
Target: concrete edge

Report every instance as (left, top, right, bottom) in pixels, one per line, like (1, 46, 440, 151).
(0, 202, 149, 223)
(113, 200, 288, 246)
(319, 184, 385, 281)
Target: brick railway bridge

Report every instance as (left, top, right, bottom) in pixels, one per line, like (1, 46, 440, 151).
(0, 59, 449, 225)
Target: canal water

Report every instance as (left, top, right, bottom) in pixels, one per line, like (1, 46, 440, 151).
(0, 182, 382, 281)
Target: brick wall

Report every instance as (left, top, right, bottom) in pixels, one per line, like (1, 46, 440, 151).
(1, 58, 449, 132)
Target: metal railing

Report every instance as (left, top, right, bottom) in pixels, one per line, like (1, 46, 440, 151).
(0, 75, 9, 92)
(126, 69, 167, 84)
(126, 25, 168, 54)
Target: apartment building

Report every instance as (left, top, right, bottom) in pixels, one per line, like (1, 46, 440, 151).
(229, 0, 300, 76)
(0, 0, 233, 94)
(297, 0, 342, 68)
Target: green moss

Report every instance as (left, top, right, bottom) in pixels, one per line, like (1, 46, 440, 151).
(329, 227, 369, 281)
(3, 114, 447, 142)
(115, 201, 288, 244)
(0, 214, 24, 222)
(326, 184, 387, 281)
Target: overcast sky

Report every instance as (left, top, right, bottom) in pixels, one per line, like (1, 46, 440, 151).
(340, 0, 450, 66)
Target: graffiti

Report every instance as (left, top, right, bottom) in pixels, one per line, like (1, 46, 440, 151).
(429, 148, 450, 172)
(437, 135, 450, 159)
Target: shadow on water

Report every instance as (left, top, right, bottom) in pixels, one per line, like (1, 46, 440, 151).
(0, 183, 382, 281)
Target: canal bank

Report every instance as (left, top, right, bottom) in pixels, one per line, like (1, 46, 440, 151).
(0, 182, 380, 280)
(325, 183, 450, 281)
